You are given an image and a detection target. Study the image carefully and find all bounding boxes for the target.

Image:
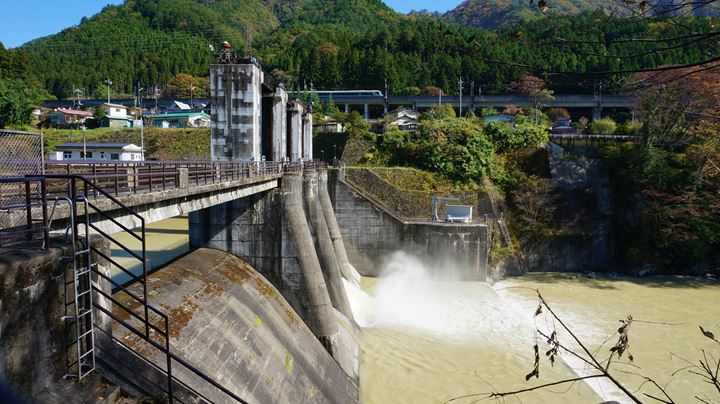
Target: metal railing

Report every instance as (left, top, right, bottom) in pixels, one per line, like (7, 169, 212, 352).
(45, 160, 284, 198)
(0, 177, 50, 247)
(548, 134, 642, 142)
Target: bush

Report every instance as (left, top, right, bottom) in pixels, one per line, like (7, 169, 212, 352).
(486, 121, 548, 152)
(589, 117, 617, 135)
(546, 107, 570, 121)
(617, 119, 643, 136)
(418, 118, 495, 181)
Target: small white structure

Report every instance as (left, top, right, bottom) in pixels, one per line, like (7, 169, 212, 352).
(445, 205, 473, 224)
(315, 119, 345, 133)
(49, 142, 144, 161)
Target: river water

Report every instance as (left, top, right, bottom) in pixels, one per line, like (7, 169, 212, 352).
(356, 252, 720, 404)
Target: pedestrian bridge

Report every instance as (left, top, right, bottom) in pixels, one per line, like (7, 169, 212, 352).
(0, 160, 321, 237)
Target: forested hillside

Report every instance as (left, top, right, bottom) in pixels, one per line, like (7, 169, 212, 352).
(441, 0, 720, 29)
(8, 0, 720, 99)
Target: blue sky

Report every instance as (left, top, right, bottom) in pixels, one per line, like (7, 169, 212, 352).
(0, 0, 463, 48)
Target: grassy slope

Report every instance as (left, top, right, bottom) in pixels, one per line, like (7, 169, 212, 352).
(43, 128, 209, 160)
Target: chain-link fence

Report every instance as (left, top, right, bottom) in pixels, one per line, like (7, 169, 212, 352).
(0, 130, 46, 246)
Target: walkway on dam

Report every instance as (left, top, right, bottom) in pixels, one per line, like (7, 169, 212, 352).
(0, 160, 325, 234)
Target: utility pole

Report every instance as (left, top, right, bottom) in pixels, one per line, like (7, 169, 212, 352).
(190, 85, 195, 110)
(105, 79, 112, 104)
(137, 85, 144, 110)
(81, 125, 87, 160)
(458, 78, 464, 117)
(140, 115, 145, 161)
(384, 78, 389, 114)
(153, 85, 160, 113)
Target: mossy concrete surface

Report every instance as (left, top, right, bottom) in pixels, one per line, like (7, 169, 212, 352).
(111, 248, 359, 404)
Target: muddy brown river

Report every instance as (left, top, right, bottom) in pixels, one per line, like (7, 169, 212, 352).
(357, 254, 720, 404)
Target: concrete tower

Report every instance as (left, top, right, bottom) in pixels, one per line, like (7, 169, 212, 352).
(210, 58, 264, 161)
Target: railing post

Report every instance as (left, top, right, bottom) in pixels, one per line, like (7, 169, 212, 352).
(92, 163, 98, 199)
(41, 179, 49, 248)
(114, 164, 119, 196)
(24, 180, 32, 240)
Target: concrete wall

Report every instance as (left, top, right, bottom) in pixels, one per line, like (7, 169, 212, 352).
(328, 171, 489, 280)
(210, 63, 264, 161)
(0, 238, 112, 402)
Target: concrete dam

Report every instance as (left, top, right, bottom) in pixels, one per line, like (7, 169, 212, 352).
(0, 50, 491, 403)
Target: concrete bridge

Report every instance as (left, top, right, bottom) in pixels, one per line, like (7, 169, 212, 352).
(325, 94, 632, 119)
(43, 94, 632, 121)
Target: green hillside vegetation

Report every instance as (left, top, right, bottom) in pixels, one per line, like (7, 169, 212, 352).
(6, 0, 717, 100)
(442, 0, 720, 29)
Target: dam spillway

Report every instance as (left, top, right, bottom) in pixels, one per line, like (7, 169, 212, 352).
(109, 248, 359, 403)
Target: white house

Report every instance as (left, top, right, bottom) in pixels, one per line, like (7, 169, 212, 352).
(101, 103, 128, 119)
(146, 111, 211, 128)
(315, 119, 345, 133)
(49, 142, 144, 161)
(385, 108, 419, 131)
(99, 103, 133, 128)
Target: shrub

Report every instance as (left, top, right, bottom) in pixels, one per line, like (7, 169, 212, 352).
(589, 117, 617, 135)
(418, 118, 494, 181)
(546, 107, 570, 121)
(617, 119, 643, 136)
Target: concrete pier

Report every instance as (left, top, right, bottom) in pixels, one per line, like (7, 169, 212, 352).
(302, 113, 313, 162)
(289, 102, 304, 161)
(271, 86, 288, 161)
(318, 169, 361, 285)
(282, 173, 339, 352)
(303, 170, 353, 320)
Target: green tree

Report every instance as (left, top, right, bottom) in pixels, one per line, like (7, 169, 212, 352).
(418, 118, 495, 181)
(163, 73, 209, 99)
(0, 78, 50, 127)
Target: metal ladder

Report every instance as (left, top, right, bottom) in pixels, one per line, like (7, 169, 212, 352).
(61, 195, 96, 381)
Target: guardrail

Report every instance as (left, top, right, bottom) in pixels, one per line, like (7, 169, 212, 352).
(1, 160, 328, 245)
(44, 160, 283, 198)
(548, 134, 642, 142)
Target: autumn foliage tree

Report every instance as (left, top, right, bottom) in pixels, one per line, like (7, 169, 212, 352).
(601, 67, 720, 271)
(162, 73, 209, 99)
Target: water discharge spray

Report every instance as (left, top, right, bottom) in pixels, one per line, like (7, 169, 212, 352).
(349, 250, 631, 403)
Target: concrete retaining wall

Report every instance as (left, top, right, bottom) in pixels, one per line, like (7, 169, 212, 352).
(0, 238, 112, 402)
(328, 170, 490, 280)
